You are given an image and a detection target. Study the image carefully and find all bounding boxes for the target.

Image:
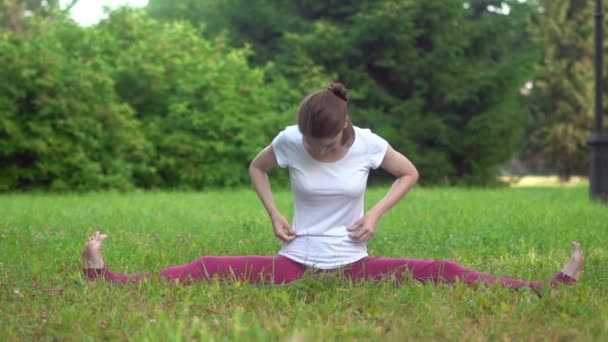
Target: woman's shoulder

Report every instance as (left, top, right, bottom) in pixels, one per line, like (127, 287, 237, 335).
(279, 125, 301, 139)
(353, 126, 389, 151)
(353, 126, 385, 141)
(273, 125, 302, 145)
(352, 126, 389, 166)
(282, 125, 300, 136)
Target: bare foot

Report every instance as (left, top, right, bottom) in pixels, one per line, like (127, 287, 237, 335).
(82, 231, 108, 269)
(561, 241, 584, 280)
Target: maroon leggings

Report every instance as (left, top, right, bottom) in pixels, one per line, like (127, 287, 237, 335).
(85, 255, 575, 291)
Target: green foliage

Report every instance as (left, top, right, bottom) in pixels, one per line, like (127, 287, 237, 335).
(0, 18, 145, 191)
(94, 9, 291, 188)
(527, 0, 598, 180)
(149, 0, 540, 185)
(4, 0, 589, 191)
(0, 8, 294, 191)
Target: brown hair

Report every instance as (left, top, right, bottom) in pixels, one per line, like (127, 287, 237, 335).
(297, 81, 355, 147)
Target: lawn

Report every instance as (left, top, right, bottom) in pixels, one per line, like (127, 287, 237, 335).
(1, 186, 607, 341)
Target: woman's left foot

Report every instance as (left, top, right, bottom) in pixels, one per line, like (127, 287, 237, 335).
(561, 241, 584, 281)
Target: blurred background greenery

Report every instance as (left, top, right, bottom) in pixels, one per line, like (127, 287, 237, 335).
(0, 0, 603, 191)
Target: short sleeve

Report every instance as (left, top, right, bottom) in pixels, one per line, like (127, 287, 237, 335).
(271, 128, 291, 168)
(362, 129, 389, 169)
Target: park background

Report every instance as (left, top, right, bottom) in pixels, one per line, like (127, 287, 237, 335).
(1, 1, 608, 341)
(1, 0, 604, 192)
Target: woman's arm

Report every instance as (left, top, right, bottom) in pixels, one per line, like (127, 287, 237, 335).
(368, 146, 419, 219)
(249, 145, 296, 242)
(348, 146, 419, 241)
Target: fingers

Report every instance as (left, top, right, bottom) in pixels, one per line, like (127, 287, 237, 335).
(351, 233, 371, 242)
(275, 229, 296, 242)
(274, 222, 296, 242)
(348, 227, 374, 242)
(285, 223, 296, 236)
(271, 214, 296, 242)
(88, 231, 108, 243)
(347, 220, 362, 232)
(348, 217, 377, 241)
(282, 234, 296, 242)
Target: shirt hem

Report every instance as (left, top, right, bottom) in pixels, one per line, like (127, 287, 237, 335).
(277, 252, 369, 270)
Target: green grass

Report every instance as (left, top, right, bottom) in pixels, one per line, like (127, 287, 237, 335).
(1, 186, 607, 341)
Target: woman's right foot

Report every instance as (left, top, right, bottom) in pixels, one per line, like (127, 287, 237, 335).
(561, 241, 584, 281)
(82, 231, 107, 269)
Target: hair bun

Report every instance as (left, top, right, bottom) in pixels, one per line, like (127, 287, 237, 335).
(327, 82, 348, 102)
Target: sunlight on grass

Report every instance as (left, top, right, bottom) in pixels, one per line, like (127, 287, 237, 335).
(501, 175, 588, 187)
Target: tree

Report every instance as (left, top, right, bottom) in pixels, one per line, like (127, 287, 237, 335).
(0, 0, 79, 32)
(0, 17, 145, 191)
(527, 0, 596, 180)
(148, 0, 539, 184)
(93, 9, 294, 188)
(0, 8, 296, 191)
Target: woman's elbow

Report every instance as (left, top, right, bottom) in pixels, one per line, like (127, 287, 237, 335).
(409, 167, 420, 185)
(248, 162, 259, 177)
(249, 160, 270, 178)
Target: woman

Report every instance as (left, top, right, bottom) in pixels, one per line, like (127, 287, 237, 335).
(82, 82, 584, 291)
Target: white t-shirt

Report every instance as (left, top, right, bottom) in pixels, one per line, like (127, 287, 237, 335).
(272, 125, 389, 269)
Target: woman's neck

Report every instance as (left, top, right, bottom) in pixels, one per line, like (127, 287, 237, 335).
(304, 144, 350, 162)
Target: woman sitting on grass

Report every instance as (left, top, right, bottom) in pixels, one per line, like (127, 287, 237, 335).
(82, 82, 584, 292)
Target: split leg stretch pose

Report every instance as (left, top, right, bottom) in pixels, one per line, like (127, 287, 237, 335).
(82, 231, 584, 292)
(82, 82, 584, 292)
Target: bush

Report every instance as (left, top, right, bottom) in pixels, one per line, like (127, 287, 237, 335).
(0, 19, 145, 191)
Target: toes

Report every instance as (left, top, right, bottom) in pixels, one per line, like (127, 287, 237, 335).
(572, 241, 583, 255)
(571, 241, 579, 252)
(87, 231, 106, 243)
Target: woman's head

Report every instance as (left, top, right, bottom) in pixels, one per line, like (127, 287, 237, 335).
(297, 81, 355, 147)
